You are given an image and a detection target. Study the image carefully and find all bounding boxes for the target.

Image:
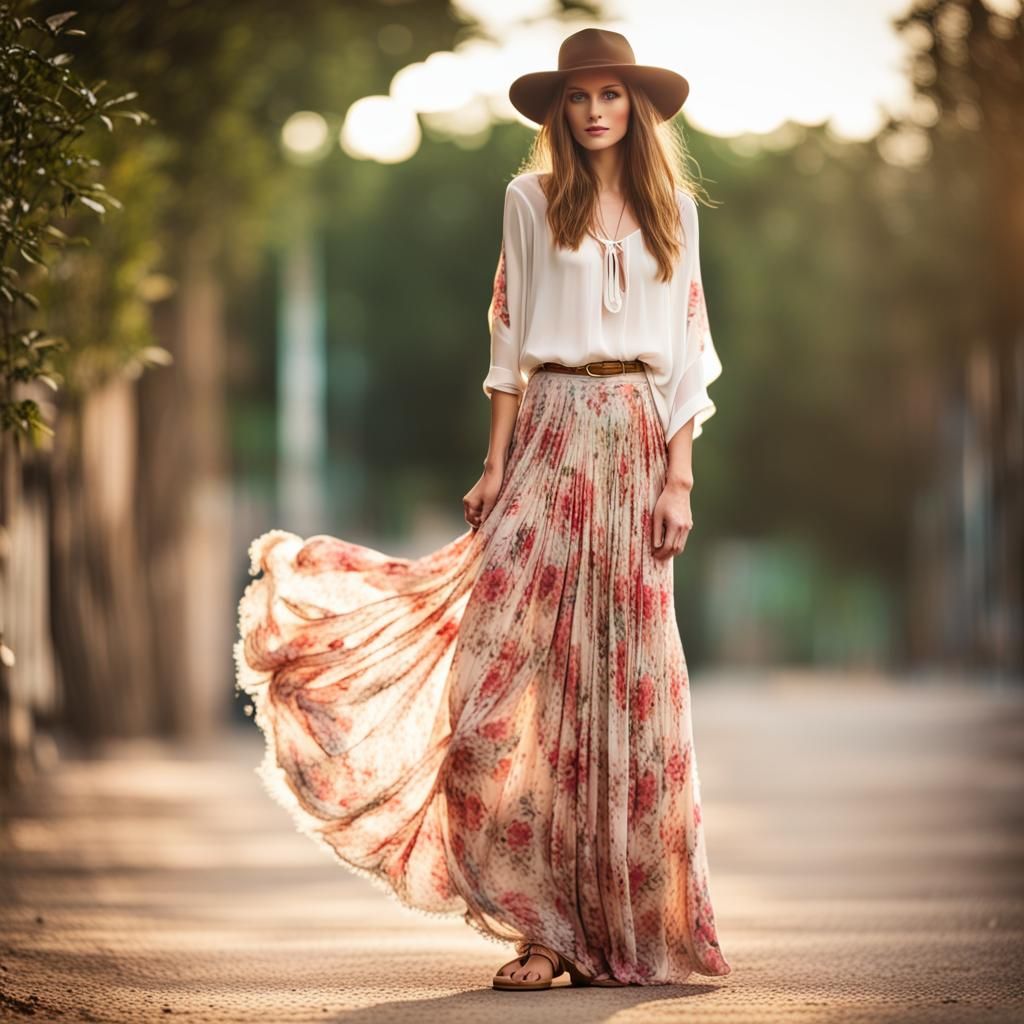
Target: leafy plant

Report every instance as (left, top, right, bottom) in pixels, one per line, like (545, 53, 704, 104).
(0, 2, 150, 443)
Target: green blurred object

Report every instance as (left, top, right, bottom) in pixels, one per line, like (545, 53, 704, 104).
(704, 538, 895, 669)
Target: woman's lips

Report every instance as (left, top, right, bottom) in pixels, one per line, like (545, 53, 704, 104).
(586, 127, 608, 134)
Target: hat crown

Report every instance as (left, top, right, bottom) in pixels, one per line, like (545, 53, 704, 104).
(557, 28, 636, 71)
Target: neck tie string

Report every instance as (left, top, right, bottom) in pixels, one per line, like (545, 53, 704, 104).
(601, 238, 624, 314)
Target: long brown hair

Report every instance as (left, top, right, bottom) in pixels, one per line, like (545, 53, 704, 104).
(515, 79, 716, 283)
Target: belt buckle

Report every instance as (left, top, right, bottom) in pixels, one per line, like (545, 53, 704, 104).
(585, 359, 625, 377)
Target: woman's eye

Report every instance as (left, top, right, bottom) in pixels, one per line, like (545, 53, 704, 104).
(570, 90, 620, 102)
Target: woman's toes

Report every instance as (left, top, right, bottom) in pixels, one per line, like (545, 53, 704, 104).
(516, 958, 547, 983)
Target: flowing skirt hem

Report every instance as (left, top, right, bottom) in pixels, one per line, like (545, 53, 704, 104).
(234, 529, 543, 957)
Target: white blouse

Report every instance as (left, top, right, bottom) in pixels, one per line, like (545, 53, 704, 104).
(482, 170, 722, 445)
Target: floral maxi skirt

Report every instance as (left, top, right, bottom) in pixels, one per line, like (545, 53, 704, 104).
(234, 367, 732, 985)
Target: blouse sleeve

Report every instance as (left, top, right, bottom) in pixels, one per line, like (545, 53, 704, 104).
(482, 182, 533, 398)
(665, 195, 723, 444)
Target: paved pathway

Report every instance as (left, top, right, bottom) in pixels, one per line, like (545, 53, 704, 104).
(2, 671, 1022, 1022)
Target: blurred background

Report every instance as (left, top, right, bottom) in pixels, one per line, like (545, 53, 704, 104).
(2, 0, 1021, 775)
(0, 1, 1022, 1018)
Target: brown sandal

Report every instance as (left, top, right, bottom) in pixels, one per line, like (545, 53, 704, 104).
(589, 974, 627, 987)
(493, 942, 563, 990)
(492, 940, 596, 990)
(551, 952, 623, 987)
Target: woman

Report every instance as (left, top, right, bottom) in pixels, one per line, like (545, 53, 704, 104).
(235, 27, 731, 991)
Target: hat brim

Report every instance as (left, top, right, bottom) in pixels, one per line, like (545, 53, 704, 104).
(508, 64, 690, 126)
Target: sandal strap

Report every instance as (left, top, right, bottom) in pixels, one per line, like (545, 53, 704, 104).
(516, 941, 562, 973)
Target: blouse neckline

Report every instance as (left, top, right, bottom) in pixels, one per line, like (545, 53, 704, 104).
(521, 174, 641, 314)
(593, 226, 642, 244)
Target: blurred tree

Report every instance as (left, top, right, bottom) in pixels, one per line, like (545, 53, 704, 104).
(887, 0, 1023, 672)
(0, 3, 150, 442)
(30, 0, 462, 742)
(664, 0, 1021, 672)
(0, 2, 151, 786)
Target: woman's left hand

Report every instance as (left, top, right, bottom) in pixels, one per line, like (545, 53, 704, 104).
(651, 480, 693, 561)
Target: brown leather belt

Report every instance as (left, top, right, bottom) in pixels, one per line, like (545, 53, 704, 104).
(534, 359, 646, 377)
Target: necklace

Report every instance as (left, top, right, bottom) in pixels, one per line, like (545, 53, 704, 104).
(595, 191, 627, 242)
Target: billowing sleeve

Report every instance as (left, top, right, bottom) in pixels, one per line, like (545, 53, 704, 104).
(665, 195, 723, 444)
(482, 182, 533, 398)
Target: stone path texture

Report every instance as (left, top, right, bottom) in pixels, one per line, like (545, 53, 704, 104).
(1, 670, 1022, 1023)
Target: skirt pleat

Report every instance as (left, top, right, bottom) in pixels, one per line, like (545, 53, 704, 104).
(234, 367, 731, 985)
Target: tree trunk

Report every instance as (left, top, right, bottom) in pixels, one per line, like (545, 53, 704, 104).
(139, 227, 232, 739)
(50, 377, 155, 738)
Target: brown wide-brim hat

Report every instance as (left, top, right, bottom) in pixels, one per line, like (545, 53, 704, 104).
(509, 27, 690, 126)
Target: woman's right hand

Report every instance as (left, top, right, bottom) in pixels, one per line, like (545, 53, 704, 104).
(463, 462, 506, 531)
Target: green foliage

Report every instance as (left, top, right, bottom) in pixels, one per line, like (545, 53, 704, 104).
(0, 1, 150, 441)
(35, 129, 177, 397)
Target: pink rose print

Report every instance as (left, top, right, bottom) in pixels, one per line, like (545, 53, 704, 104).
(669, 663, 688, 709)
(558, 749, 579, 793)
(634, 675, 655, 722)
(628, 860, 648, 891)
(478, 565, 510, 603)
(537, 563, 560, 601)
(480, 662, 507, 698)
(506, 820, 532, 850)
(630, 768, 658, 823)
(480, 717, 510, 740)
(436, 618, 459, 643)
(464, 793, 485, 831)
(491, 244, 510, 328)
(687, 279, 709, 353)
(666, 747, 690, 785)
(499, 890, 542, 931)
(641, 583, 656, 623)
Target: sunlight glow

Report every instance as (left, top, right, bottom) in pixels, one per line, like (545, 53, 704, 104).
(452, 0, 557, 30)
(280, 111, 329, 160)
(420, 96, 494, 146)
(391, 51, 476, 113)
(340, 95, 422, 163)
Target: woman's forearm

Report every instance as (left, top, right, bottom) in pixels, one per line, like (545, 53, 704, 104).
(665, 418, 695, 491)
(484, 390, 521, 471)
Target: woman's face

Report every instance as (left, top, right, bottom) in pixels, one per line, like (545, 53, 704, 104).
(562, 70, 631, 150)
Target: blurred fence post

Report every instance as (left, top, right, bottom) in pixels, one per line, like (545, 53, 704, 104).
(0, 407, 59, 791)
(278, 221, 327, 537)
